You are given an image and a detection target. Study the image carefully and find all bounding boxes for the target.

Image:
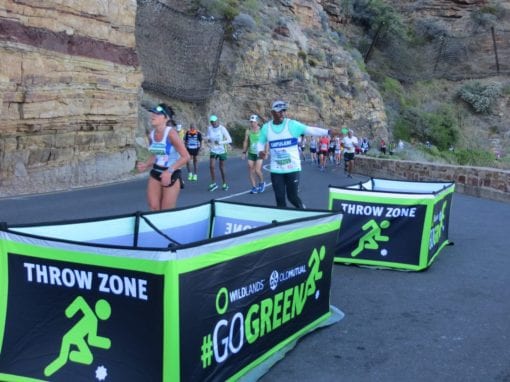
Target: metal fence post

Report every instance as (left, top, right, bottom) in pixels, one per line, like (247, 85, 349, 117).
(491, 27, 500, 74)
(364, 23, 385, 63)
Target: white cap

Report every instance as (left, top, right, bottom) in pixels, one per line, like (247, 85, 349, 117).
(249, 114, 258, 122)
(271, 100, 288, 112)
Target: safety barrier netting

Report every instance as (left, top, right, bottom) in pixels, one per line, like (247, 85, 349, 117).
(135, 0, 224, 101)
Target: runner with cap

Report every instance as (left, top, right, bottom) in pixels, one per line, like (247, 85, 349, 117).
(242, 114, 267, 194)
(257, 100, 329, 209)
(176, 124, 185, 141)
(136, 103, 190, 210)
(206, 114, 232, 191)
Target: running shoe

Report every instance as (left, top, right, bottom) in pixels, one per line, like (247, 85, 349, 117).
(222, 183, 229, 191)
(188, 172, 193, 181)
(250, 187, 258, 194)
(192, 174, 198, 181)
(208, 183, 218, 191)
(258, 182, 265, 193)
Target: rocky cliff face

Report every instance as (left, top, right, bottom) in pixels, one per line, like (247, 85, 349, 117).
(391, 0, 510, 32)
(218, 0, 388, 134)
(145, 0, 388, 144)
(0, 0, 402, 196)
(0, 1, 142, 196)
(2, 0, 508, 197)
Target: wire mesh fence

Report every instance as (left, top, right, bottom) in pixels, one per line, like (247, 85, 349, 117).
(366, 27, 510, 81)
(135, 1, 507, 99)
(135, 0, 224, 102)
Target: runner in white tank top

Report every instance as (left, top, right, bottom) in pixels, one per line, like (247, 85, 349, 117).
(136, 104, 190, 211)
(257, 100, 329, 208)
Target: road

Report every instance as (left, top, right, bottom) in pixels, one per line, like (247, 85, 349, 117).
(1, 157, 509, 381)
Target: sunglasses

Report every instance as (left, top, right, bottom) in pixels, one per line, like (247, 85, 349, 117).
(153, 106, 169, 118)
(272, 103, 287, 111)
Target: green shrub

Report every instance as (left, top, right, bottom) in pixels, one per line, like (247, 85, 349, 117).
(380, 76, 406, 108)
(298, 50, 307, 60)
(423, 144, 441, 156)
(241, 0, 259, 13)
(308, 57, 319, 67)
(438, 149, 457, 163)
(470, 0, 506, 28)
(454, 148, 496, 166)
(414, 18, 447, 43)
(393, 115, 412, 141)
(457, 81, 502, 114)
(196, 0, 240, 20)
(497, 154, 510, 168)
(228, 123, 246, 148)
(423, 105, 458, 150)
(393, 104, 458, 150)
(349, 0, 408, 39)
(381, 76, 402, 95)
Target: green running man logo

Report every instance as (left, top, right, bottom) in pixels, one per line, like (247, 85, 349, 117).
(305, 246, 326, 298)
(44, 296, 112, 377)
(351, 219, 391, 257)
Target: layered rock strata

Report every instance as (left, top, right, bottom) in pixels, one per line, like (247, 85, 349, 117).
(0, 1, 142, 197)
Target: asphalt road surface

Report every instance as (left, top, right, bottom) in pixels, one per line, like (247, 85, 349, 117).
(1, 157, 509, 382)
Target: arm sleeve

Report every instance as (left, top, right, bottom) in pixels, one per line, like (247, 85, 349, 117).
(220, 126, 232, 145)
(256, 124, 268, 153)
(289, 119, 328, 137)
(305, 126, 329, 137)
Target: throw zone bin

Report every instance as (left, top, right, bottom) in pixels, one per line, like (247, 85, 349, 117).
(329, 178, 455, 271)
(0, 201, 342, 381)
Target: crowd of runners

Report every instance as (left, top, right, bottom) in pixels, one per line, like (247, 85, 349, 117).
(137, 101, 368, 211)
(298, 130, 370, 177)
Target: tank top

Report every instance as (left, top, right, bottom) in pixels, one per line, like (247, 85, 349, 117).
(267, 119, 301, 173)
(248, 130, 260, 155)
(149, 126, 180, 167)
(319, 137, 329, 151)
(186, 130, 200, 149)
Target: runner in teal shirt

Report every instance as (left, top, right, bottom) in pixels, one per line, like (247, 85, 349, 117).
(258, 100, 328, 208)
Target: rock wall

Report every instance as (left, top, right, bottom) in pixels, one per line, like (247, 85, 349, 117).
(391, 0, 510, 33)
(355, 156, 510, 203)
(154, 0, 389, 143)
(0, 0, 142, 197)
(1, 0, 507, 200)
